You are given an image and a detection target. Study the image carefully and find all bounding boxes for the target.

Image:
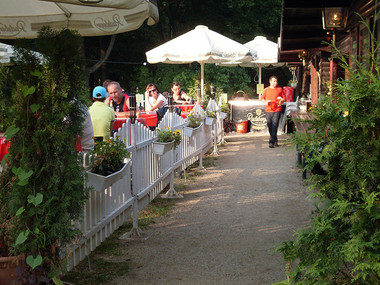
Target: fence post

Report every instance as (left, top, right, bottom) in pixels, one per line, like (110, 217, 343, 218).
(119, 96, 146, 239)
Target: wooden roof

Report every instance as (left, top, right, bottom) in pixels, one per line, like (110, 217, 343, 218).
(279, 0, 354, 63)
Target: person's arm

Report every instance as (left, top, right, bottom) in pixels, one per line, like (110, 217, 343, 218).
(181, 91, 192, 103)
(149, 99, 164, 111)
(260, 90, 269, 105)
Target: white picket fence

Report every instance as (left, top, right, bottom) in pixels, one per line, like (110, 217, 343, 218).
(66, 111, 224, 270)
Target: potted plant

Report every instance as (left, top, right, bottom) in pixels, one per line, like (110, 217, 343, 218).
(205, 110, 217, 125)
(86, 137, 130, 191)
(0, 28, 89, 284)
(184, 111, 203, 137)
(220, 103, 229, 120)
(152, 127, 182, 155)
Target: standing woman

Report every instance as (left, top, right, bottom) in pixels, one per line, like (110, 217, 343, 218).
(260, 76, 285, 148)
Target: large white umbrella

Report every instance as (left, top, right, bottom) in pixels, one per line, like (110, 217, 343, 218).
(241, 36, 282, 85)
(0, 0, 159, 39)
(145, 25, 254, 98)
(219, 36, 282, 84)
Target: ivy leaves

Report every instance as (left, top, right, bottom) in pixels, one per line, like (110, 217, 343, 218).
(15, 192, 44, 270)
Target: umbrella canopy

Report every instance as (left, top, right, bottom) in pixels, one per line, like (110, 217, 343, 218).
(219, 36, 282, 85)
(241, 36, 282, 85)
(0, 42, 45, 65)
(145, 25, 254, 98)
(0, 0, 158, 39)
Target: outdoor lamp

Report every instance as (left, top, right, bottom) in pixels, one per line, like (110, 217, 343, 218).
(129, 94, 136, 124)
(322, 7, 348, 44)
(210, 83, 215, 99)
(167, 93, 174, 113)
(298, 50, 308, 66)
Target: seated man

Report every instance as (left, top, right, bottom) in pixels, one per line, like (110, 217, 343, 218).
(89, 86, 115, 141)
(105, 81, 140, 118)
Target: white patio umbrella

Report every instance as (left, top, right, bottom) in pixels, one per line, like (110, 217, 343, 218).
(0, 0, 159, 39)
(145, 25, 254, 98)
(0, 42, 45, 65)
(241, 36, 282, 85)
(219, 36, 282, 85)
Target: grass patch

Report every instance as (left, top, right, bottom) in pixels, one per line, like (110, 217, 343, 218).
(62, 197, 175, 284)
(63, 257, 129, 285)
(63, 153, 215, 284)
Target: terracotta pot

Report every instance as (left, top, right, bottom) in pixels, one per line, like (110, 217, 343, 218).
(0, 255, 23, 285)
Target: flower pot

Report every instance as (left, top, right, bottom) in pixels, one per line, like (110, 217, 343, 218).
(184, 124, 202, 137)
(152, 141, 174, 155)
(205, 117, 216, 125)
(0, 255, 23, 285)
(220, 112, 227, 120)
(86, 159, 130, 191)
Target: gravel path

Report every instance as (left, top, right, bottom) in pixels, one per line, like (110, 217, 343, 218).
(112, 133, 314, 285)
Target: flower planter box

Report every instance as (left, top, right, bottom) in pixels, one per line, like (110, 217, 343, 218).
(86, 159, 131, 191)
(152, 140, 174, 155)
(184, 124, 202, 137)
(205, 117, 216, 125)
(220, 112, 227, 120)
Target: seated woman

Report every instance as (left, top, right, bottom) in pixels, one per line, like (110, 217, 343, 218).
(145, 83, 168, 120)
(171, 82, 193, 104)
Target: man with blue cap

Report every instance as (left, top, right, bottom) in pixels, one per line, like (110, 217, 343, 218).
(89, 86, 115, 141)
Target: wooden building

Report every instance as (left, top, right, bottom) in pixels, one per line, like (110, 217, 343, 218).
(279, 0, 377, 105)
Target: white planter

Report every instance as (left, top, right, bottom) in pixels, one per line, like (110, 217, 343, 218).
(184, 124, 202, 137)
(152, 141, 174, 155)
(205, 117, 216, 125)
(220, 112, 227, 120)
(290, 82, 297, 88)
(86, 159, 130, 192)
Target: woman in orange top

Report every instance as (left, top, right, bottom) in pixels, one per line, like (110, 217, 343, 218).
(261, 76, 285, 148)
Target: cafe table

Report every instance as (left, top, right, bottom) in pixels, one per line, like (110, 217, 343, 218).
(174, 104, 195, 113)
(113, 117, 149, 130)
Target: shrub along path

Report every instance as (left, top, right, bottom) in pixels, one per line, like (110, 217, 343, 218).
(111, 133, 315, 284)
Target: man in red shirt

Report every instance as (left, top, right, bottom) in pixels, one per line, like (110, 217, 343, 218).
(105, 81, 140, 118)
(261, 76, 285, 148)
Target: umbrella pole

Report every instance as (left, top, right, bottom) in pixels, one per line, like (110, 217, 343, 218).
(258, 65, 262, 100)
(259, 66, 262, 85)
(200, 61, 205, 100)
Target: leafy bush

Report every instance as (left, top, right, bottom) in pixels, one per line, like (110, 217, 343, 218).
(277, 18, 380, 284)
(0, 28, 90, 282)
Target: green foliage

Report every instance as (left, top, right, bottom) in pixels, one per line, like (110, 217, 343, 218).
(89, 137, 129, 176)
(0, 28, 89, 280)
(277, 18, 380, 284)
(205, 110, 217, 118)
(156, 127, 182, 148)
(0, 66, 12, 132)
(186, 111, 202, 128)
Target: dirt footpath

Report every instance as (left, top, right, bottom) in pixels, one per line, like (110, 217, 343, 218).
(112, 133, 315, 285)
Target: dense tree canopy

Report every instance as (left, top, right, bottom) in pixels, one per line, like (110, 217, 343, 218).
(84, 0, 286, 96)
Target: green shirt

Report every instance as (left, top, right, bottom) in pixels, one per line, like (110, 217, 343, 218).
(89, 102, 115, 141)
